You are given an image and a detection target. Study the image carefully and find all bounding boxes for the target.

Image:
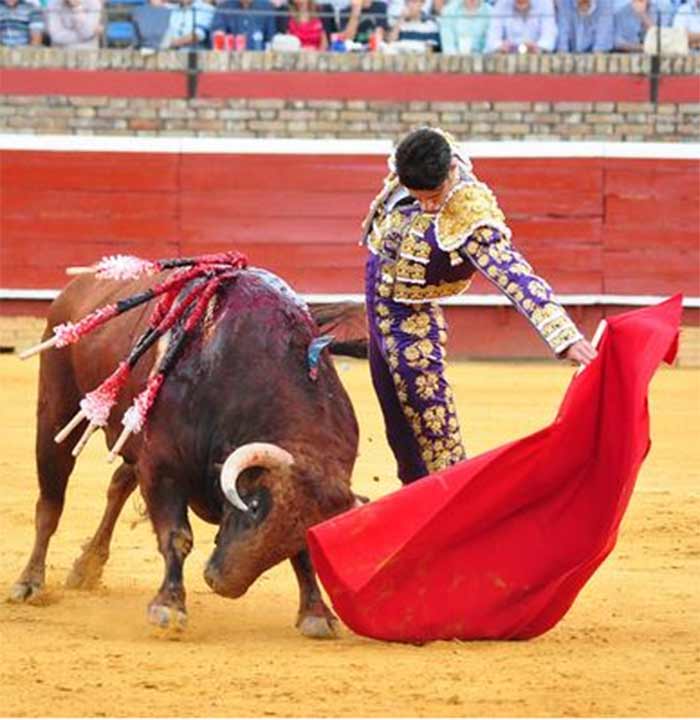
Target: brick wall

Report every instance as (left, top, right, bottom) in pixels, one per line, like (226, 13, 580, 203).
(3, 95, 699, 140)
(1, 48, 698, 141)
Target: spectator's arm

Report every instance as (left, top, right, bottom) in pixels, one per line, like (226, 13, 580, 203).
(341, 0, 363, 39)
(30, 6, 45, 44)
(475, 8, 490, 51)
(592, 0, 615, 49)
(537, 0, 557, 50)
(484, 1, 505, 51)
(71, 0, 102, 41)
(556, 1, 570, 50)
(438, 12, 457, 53)
(264, 8, 276, 40)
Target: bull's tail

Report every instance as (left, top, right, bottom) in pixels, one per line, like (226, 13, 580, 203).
(310, 302, 368, 359)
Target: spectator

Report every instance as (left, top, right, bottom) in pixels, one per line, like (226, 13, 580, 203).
(557, 0, 614, 50)
(613, 0, 655, 50)
(133, 0, 173, 49)
(439, 0, 490, 52)
(269, 0, 289, 32)
(343, 0, 389, 43)
(287, 0, 328, 47)
(316, 0, 351, 37)
(673, 0, 700, 49)
(387, 0, 443, 25)
(486, 0, 557, 52)
(0, 0, 44, 44)
(161, 0, 212, 48)
(44, 0, 101, 47)
(211, 0, 276, 48)
(388, 0, 441, 47)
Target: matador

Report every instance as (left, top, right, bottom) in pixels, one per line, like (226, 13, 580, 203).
(361, 127, 597, 483)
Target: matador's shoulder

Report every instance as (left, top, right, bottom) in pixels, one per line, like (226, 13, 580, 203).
(435, 181, 511, 253)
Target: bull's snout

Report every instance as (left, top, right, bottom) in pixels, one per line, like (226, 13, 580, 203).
(203, 559, 249, 599)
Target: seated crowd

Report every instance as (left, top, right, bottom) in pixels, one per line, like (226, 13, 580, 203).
(1, 0, 698, 52)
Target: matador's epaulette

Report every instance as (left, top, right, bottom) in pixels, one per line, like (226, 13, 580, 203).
(435, 182, 512, 253)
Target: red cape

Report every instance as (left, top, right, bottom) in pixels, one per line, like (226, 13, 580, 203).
(307, 297, 682, 642)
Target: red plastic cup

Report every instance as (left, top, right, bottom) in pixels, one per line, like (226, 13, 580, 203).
(212, 30, 225, 50)
(235, 33, 247, 51)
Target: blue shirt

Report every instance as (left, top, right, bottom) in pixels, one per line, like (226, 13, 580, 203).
(161, 0, 214, 48)
(211, 0, 277, 47)
(486, 0, 558, 51)
(439, 0, 491, 53)
(613, 1, 657, 48)
(0, 0, 44, 45)
(557, 0, 614, 51)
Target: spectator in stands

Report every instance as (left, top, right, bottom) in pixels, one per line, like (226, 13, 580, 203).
(387, 0, 441, 48)
(270, 0, 290, 33)
(673, 0, 700, 49)
(313, 0, 349, 37)
(133, 0, 173, 49)
(342, 0, 389, 43)
(486, 0, 557, 52)
(557, 0, 614, 51)
(387, 0, 443, 26)
(287, 0, 328, 47)
(439, 0, 491, 53)
(0, 0, 44, 44)
(613, 0, 656, 50)
(160, 0, 212, 48)
(211, 0, 276, 48)
(44, 0, 101, 47)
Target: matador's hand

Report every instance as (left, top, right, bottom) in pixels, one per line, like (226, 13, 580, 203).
(563, 339, 598, 366)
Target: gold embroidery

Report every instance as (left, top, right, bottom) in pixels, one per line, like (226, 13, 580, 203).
(400, 234, 431, 261)
(396, 258, 427, 283)
(436, 182, 510, 252)
(399, 312, 432, 338)
(527, 279, 551, 300)
(531, 302, 564, 327)
(423, 405, 447, 434)
(376, 303, 390, 318)
(415, 372, 440, 400)
(393, 278, 472, 303)
(551, 326, 582, 353)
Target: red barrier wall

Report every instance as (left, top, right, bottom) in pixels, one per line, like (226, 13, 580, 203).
(1, 150, 698, 356)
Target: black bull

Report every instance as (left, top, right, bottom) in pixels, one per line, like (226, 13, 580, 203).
(9, 269, 362, 638)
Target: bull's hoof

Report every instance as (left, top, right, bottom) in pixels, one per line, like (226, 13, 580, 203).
(147, 603, 187, 632)
(298, 614, 339, 640)
(7, 580, 43, 604)
(65, 553, 106, 590)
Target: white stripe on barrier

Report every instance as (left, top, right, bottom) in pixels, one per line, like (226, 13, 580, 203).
(1, 134, 699, 159)
(2, 288, 698, 308)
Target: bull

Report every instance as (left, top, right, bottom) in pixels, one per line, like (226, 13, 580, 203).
(9, 265, 361, 638)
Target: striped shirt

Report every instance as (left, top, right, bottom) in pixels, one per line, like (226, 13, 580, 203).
(0, 0, 44, 45)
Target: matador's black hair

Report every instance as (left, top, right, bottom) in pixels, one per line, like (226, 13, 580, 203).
(394, 128, 452, 191)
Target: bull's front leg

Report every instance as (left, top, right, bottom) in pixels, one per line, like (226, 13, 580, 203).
(141, 475, 192, 632)
(291, 549, 339, 639)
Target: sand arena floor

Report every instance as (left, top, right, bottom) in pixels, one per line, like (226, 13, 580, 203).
(1, 353, 698, 717)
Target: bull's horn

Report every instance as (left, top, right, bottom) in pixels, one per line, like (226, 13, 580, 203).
(220, 443, 294, 512)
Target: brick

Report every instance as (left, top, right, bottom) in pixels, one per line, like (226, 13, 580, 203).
(247, 99, 285, 110)
(247, 120, 286, 131)
(128, 118, 161, 131)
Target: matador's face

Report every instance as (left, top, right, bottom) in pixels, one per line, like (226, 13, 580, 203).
(405, 159, 460, 214)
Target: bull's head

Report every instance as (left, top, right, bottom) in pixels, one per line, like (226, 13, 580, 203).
(204, 441, 352, 598)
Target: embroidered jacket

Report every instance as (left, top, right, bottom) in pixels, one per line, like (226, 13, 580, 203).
(363, 177, 583, 355)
